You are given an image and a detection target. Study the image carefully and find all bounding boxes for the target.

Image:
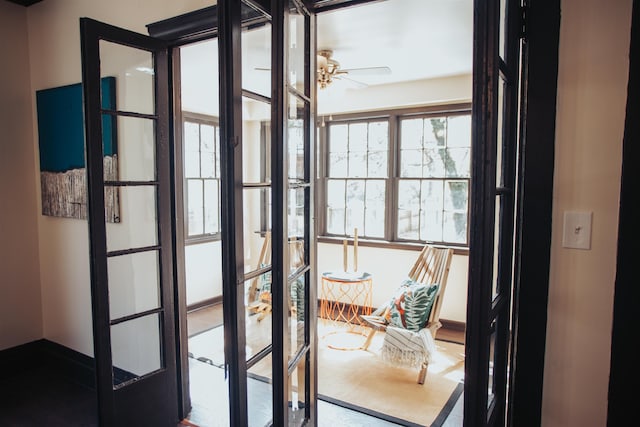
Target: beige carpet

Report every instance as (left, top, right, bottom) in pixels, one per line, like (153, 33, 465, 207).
(188, 317, 465, 426)
(317, 321, 464, 426)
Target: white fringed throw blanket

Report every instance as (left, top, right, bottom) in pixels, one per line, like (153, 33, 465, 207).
(381, 325, 437, 368)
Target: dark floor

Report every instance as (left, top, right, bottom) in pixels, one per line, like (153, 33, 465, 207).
(0, 351, 462, 427)
(0, 365, 97, 427)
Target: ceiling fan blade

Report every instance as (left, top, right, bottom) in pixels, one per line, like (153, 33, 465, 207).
(335, 75, 368, 89)
(340, 66, 392, 76)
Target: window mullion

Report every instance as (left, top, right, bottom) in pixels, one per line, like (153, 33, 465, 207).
(387, 114, 399, 242)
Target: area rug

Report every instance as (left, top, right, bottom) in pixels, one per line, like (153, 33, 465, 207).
(188, 319, 464, 426)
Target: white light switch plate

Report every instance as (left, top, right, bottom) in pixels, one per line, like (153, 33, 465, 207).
(562, 211, 592, 250)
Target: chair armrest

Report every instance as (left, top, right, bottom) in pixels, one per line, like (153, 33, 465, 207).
(360, 314, 388, 331)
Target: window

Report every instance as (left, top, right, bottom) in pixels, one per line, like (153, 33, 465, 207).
(325, 120, 389, 239)
(320, 105, 471, 246)
(183, 114, 221, 241)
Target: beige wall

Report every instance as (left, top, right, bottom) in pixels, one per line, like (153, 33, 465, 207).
(317, 244, 468, 322)
(0, 1, 43, 351)
(543, 0, 632, 426)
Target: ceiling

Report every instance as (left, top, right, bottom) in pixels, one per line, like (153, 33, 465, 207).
(315, 0, 472, 88)
(11, 0, 471, 114)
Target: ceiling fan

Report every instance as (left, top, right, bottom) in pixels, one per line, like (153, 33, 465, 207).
(255, 49, 391, 89)
(316, 49, 391, 89)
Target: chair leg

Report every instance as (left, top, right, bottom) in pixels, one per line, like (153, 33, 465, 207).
(417, 362, 428, 384)
(361, 329, 376, 350)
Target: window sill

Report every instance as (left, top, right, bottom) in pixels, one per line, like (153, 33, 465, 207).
(185, 233, 222, 246)
(317, 236, 469, 255)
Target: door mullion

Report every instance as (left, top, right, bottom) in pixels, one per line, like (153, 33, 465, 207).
(271, 0, 289, 424)
(218, 1, 248, 426)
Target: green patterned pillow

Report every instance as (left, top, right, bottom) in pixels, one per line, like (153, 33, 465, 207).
(259, 263, 272, 293)
(388, 279, 439, 332)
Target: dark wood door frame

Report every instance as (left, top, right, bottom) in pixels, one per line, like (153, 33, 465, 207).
(507, 1, 560, 426)
(607, 1, 638, 425)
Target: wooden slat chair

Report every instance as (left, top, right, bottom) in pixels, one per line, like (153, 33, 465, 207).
(360, 244, 453, 384)
(247, 231, 304, 320)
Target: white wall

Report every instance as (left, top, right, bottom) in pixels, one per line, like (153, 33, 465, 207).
(543, 1, 632, 426)
(0, 1, 43, 351)
(27, 0, 217, 356)
(317, 244, 467, 322)
(318, 73, 471, 116)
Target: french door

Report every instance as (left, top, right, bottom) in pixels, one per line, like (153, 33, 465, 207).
(219, 1, 318, 425)
(465, 0, 524, 426)
(81, 0, 317, 424)
(80, 18, 178, 426)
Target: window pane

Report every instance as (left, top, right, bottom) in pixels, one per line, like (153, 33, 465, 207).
(187, 179, 204, 236)
(400, 149, 422, 177)
(326, 180, 345, 235)
(423, 148, 446, 177)
(201, 124, 215, 178)
(288, 355, 307, 425)
(447, 115, 471, 147)
(367, 150, 387, 178)
(245, 275, 273, 360)
(446, 147, 471, 178)
(100, 40, 154, 115)
(215, 127, 221, 177)
(348, 123, 367, 151)
(113, 115, 156, 182)
(108, 250, 160, 320)
(400, 118, 423, 149)
(288, 0, 305, 94)
(288, 274, 306, 361)
(397, 180, 420, 239)
(288, 187, 305, 239)
(248, 356, 272, 427)
(111, 313, 161, 387)
(443, 211, 467, 243)
(425, 117, 446, 146)
(421, 180, 444, 242)
(329, 124, 348, 152)
(184, 122, 200, 178)
(345, 180, 365, 234)
(364, 180, 385, 238)
(368, 121, 388, 151)
(348, 151, 366, 177)
(242, 18, 271, 98)
(329, 152, 347, 177)
(444, 180, 468, 243)
(288, 93, 306, 181)
(106, 185, 158, 252)
(444, 180, 469, 211)
(204, 179, 219, 234)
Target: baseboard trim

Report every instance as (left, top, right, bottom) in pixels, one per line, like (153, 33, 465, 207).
(0, 339, 101, 390)
(317, 299, 467, 333)
(440, 319, 466, 333)
(187, 295, 222, 313)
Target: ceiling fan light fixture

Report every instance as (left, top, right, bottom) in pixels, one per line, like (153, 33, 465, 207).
(317, 49, 340, 89)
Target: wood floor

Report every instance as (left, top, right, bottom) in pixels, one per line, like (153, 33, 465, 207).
(187, 303, 465, 344)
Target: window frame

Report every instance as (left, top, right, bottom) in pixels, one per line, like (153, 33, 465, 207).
(182, 111, 222, 244)
(317, 103, 472, 250)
